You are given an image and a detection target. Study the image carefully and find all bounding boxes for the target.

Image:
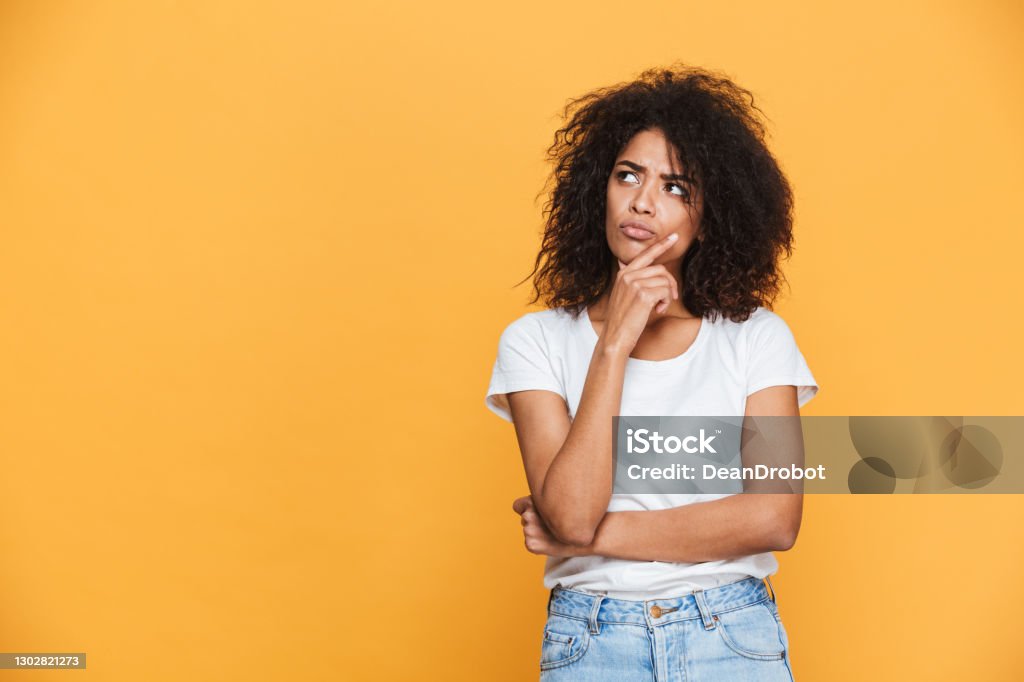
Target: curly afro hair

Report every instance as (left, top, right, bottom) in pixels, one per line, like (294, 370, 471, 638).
(522, 63, 796, 324)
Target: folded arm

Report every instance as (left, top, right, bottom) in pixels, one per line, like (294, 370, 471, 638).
(587, 492, 800, 562)
(507, 340, 628, 547)
(515, 384, 805, 561)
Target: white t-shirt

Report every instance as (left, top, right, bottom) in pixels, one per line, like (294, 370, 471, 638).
(485, 305, 819, 599)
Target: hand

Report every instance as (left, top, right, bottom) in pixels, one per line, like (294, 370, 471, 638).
(603, 232, 680, 353)
(512, 495, 590, 558)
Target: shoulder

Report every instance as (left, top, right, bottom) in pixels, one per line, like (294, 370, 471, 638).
(704, 307, 803, 362)
(741, 307, 800, 347)
(706, 305, 790, 339)
(744, 306, 794, 334)
(498, 307, 575, 345)
(731, 307, 807, 366)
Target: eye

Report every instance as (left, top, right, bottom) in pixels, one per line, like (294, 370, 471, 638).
(667, 183, 691, 200)
(618, 169, 692, 201)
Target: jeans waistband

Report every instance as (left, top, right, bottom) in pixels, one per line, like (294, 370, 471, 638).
(547, 577, 776, 632)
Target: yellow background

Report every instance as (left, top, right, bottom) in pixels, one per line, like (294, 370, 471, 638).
(1, 1, 1022, 680)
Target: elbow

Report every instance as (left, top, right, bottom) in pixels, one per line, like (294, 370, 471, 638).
(548, 518, 598, 547)
(535, 486, 606, 548)
(540, 507, 600, 547)
(772, 523, 799, 551)
(559, 528, 597, 548)
(766, 506, 801, 552)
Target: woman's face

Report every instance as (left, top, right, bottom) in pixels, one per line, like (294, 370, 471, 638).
(605, 128, 702, 267)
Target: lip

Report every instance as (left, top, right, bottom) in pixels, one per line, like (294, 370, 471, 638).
(620, 221, 656, 241)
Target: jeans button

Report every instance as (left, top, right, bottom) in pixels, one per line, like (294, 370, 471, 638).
(650, 605, 662, 618)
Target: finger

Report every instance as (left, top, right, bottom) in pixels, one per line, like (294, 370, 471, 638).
(512, 496, 531, 514)
(630, 270, 678, 301)
(638, 280, 671, 313)
(633, 279, 674, 307)
(617, 259, 627, 270)
(622, 232, 678, 271)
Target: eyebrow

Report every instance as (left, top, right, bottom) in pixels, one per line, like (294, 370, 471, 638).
(616, 160, 697, 185)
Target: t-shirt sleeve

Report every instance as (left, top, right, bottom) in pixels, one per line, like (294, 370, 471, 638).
(745, 310, 820, 408)
(485, 314, 564, 423)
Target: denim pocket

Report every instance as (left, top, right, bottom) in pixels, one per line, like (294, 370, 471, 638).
(539, 614, 591, 671)
(763, 598, 791, 652)
(714, 601, 787, 661)
(763, 597, 783, 623)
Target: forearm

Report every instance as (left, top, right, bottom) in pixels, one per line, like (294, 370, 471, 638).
(537, 339, 627, 545)
(587, 494, 800, 563)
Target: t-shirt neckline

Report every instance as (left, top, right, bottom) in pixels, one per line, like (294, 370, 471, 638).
(580, 306, 711, 370)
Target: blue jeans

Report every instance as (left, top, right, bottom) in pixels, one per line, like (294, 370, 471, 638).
(538, 577, 794, 681)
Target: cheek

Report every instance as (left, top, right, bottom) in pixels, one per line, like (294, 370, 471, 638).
(661, 241, 687, 261)
(606, 182, 631, 208)
(663, 229, 700, 259)
(671, 204, 701, 231)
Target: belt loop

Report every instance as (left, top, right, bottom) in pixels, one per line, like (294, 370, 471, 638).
(548, 584, 559, 614)
(693, 589, 716, 630)
(588, 593, 605, 635)
(764, 576, 777, 604)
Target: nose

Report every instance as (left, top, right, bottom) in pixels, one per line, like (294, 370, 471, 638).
(630, 180, 656, 215)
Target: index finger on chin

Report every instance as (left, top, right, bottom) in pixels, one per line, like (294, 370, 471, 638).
(623, 233, 678, 271)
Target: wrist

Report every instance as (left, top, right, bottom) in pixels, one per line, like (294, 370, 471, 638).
(595, 337, 631, 360)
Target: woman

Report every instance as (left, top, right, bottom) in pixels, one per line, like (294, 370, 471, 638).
(485, 64, 819, 681)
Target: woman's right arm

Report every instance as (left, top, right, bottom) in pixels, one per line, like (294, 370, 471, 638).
(506, 233, 680, 546)
(507, 341, 627, 546)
